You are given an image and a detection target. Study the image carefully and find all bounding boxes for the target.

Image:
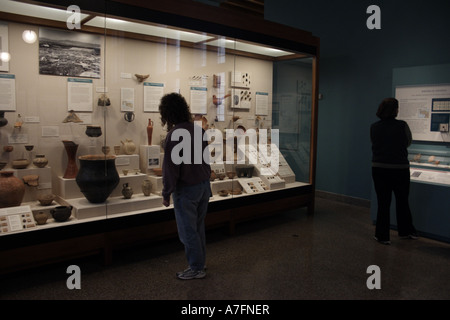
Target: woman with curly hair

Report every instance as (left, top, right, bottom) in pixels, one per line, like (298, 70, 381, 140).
(159, 92, 211, 280)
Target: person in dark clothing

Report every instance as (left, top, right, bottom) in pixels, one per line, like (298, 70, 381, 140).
(159, 92, 212, 279)
(370, 97, 418, 245)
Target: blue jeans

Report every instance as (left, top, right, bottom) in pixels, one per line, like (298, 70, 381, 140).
(172, 179, 211, 271)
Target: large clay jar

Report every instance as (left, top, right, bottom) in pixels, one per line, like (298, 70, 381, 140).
(0, 171, 26, 208)
(62, 140, 79, 179)
(147, 119, 154, 145)
(76, 155, 120, 203)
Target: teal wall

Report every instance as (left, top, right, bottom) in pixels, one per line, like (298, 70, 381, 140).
(265, 0, 450, 200)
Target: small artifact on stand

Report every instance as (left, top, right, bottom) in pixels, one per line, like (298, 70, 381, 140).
(33, 211, 49, 225)
(33, 154, 48, 168)
(135, 74, 149, 82)
(63, 110, 83, 123)
(37, 194, 56, 206)
(141, 178, 152, 196)
(122, 183, 133, 199)
(50, 206, 73, 222)
(102, 146, 110, 155)
(85, 125, 102, 137)
(12, 158, 30, 169)
(97, 94, 111, 107)
(3, 145, 13, 152)
(114, 145, 121, 155)
(14, 114, 23, 129)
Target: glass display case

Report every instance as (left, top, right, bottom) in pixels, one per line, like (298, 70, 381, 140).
(0, 0, 319, 273)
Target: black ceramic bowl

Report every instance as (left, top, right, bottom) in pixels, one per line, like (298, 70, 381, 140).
(50, 206, 73, 222)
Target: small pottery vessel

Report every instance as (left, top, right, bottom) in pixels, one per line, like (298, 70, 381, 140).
(122, 183, 133, 199)
(0, 171, 26, 208)
(50, 206, 73, 222)
(33, 211, 48, 225)
(141, 178, 152, 196)
(85, 125, 102, 137)
(218, 173, 225, 180)
(33, 154, 48, 168)
(210, 171, 216, 181)
(102, 146, 110, 155)
(114, 145, 121, 155)
(12, 159, 30, 169)
(218, 190, 229, 197)
(121, 139, 136, 155)
(3, 145, 13, 152)
(122, 169, 129, 176)
(226, 171, 236, 179)
(37, 194, 55, 206)
(25, 145, 34, 151)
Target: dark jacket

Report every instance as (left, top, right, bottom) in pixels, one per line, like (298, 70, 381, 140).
(370, 118, 412, 167)
(162, 121, 211, 202)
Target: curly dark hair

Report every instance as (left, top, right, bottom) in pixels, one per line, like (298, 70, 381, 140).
(376, 98, 399, 119)
(159, 93, 192, 131)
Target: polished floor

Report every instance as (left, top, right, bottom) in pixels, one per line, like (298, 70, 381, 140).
(1, 196, 449, 300)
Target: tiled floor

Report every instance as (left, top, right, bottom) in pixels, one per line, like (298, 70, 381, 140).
(1, 197, 449, 300)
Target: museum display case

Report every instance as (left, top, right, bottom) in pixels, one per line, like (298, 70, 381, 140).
(370, 66, 450, 244)
(0, 0, 319, 273)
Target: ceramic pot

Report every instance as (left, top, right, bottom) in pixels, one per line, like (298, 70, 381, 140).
(141, 179, 152, 196)
(33, 154, 48, 168)
(85, 125, 102, 137)
(76, 155, 120, 203)
(0, 171, 26, 208)
(122, 183, 133, 199)
(3, 145, 13, 152)
(147, 119, 154, 145)
(12, 159, 30, 169)
(62, 140, 79, 179)
(0, 111, 8, 127)
(33, 211, 48, 225)
(121, 139, 136, 155)
(37, 194, 55, 206)
(50, 206, 73, 222)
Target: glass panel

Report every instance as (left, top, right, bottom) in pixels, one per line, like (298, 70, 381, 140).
(0, 0, 316, 234)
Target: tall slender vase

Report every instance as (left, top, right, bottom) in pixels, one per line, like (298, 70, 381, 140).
(147, 119, 154, 145)
(62, 140, 79, 179)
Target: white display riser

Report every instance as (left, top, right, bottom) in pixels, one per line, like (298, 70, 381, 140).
(59, 194, 163, 220)
(114, 154, 141, 173)
(9, 166, 53, 202)
(56, 173, 150, 200)
(139, 145, 164, 175)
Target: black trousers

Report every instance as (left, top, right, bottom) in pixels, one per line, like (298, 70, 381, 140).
(372, 167, 417, 241)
